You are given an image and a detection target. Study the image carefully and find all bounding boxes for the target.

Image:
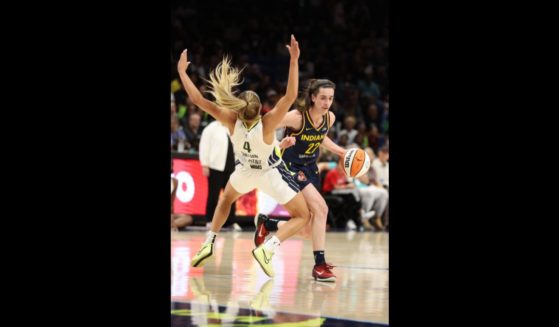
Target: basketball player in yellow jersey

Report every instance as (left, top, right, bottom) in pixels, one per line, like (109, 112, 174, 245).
(177, 35, 309, 278)
(254, 79, 347, 282)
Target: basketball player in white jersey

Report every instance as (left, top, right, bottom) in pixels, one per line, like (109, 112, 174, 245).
(176, 35, 308, 277)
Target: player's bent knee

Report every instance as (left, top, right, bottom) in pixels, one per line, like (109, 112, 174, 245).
(302, 209, 311, 222)
(293, 208, 311, 224)
(314, 202, 328, 221)
(300, 224, 312, 239)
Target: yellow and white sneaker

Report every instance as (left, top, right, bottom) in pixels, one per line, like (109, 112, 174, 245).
(252, 245, 275, 277)
(191, 242, 213, 267)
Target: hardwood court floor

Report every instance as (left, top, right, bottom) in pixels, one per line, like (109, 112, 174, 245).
(171, 230, 388, 326)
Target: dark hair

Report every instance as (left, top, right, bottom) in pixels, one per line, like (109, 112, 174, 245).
(295, 79, 336, 112)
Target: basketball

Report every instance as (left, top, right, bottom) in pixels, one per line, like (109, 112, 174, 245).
(342, 148, 370, 178)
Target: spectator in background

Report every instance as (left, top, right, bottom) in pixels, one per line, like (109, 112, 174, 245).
(373, 145, 389, 190)
(379, 94, 389, 134)
(171, 112, 188, 152)
(337, 133, 349, 148)
(261, 89, 280, 115)
(183, 112, 203, 152)
(329, 99, 344, 131)
(199, 120, 241, 231)
(322, 159, 362, 231)
(171, 1, 389, 100)
(341, 88, 363, 122)
(318, 146, 338, 164)
(171, 98, 177, 114)
(366, 124, 384, 154)
(357, 64, 381, 101)
(353, 121, 368, 149)
(338, 115, 358, 145)
(355, 147, 388, 231)
(364, 102, 379, 129)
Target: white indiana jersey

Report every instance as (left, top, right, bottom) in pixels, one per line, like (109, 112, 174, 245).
(230, 118, 282, 170)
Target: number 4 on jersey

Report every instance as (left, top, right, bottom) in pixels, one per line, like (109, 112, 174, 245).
(243, 141, 252, 153)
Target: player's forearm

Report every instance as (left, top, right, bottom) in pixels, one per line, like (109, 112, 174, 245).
(322, 136, 345, 157)
(284, 59, 299, 102)
(178, 71, 203, 104)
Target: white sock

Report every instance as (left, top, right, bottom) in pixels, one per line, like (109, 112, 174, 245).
(205, 231, 217, 245)
(263, 235, 281, 253)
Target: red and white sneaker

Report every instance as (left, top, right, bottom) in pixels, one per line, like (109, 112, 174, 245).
(253, 214, 270, 247)
(312, 263, 336, 282)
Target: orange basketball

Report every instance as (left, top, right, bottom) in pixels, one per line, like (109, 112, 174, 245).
(342, 148, 370, 178)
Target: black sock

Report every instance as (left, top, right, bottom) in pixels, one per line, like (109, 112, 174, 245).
(264, 217, 280, 231)
(314, 251, 325, 265)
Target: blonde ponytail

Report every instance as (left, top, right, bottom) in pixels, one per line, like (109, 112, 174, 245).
(206, 56, 262, 122)
(206, 56, 247, 112)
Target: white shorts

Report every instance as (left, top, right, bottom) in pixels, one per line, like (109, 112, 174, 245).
(229, 163, 300, 205)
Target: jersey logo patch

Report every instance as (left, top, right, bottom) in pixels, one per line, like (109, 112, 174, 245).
(297, 171, 307, 182)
